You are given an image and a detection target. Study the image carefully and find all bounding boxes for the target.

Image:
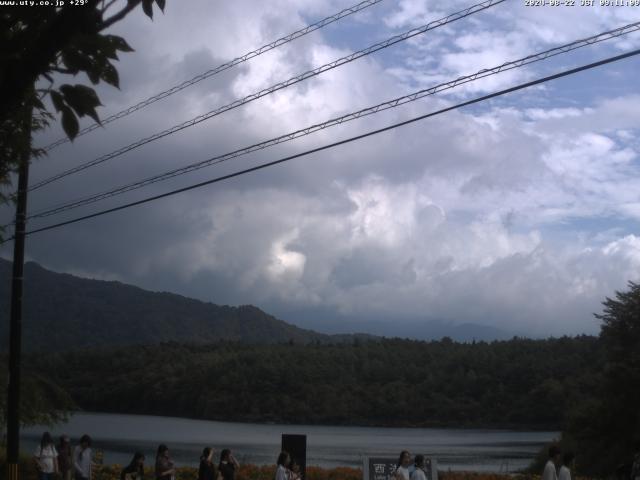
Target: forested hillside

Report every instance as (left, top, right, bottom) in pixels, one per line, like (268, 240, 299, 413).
(31, 336, 601, 429)
(0, 259, 333, 349)
(0, 259, 507, 346)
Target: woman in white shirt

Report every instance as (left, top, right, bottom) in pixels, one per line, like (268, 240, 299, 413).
(558, 452, 574, 480)
(73, 434, 93, 480)
(395, 451, 412, 480)
(410, 455, 427, 480)
(34, 432, 58, 480)
(543, 446, 561, 480)
(275, 451, 290, 480)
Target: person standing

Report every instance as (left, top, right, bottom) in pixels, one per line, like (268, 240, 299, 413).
(57, 436, 73, 480)
(218, 449, 240, 480)
(288, 460, 301, 480)
(410, 455, 427, 480)
(121, 452, 145, 480)
(631, 451, 640, 480)
(155, 445, 176, 480)
(543, 446, 561, 480)
(559, 452, 574, 480)
(74, 435, 93, 480)
(395, 451, 412, 480)
(275, 451, 290, 480)
(34, 432, 58, 480)
(199, 447, 219, 480)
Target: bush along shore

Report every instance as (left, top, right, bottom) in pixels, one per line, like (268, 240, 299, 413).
(0, 460, 594, 480)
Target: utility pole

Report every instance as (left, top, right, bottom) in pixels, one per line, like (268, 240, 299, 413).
(6, 112, 31, 480)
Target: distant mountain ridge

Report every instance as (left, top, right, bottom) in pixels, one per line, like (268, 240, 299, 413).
(0, 258, 337, 351)
(0, 258, 511, 351)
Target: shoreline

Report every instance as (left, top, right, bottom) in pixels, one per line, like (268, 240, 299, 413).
(3, 442, 542, 479)
(42, 411, 563, 433)
(19, 412, 553, 473)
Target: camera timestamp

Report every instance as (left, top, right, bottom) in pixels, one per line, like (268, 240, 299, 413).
(0, 0, 89, 6)
(525, 0, 640, 5)
(598, 0, 640, 4)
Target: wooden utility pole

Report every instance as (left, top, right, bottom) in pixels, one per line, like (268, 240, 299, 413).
(6, 116, 31, 480)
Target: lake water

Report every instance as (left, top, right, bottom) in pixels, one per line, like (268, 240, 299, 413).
(21, 412, 558, 473)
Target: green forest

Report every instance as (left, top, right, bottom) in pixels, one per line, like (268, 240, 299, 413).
(2, 280, 638, 477)
(29, 336, 600, 429)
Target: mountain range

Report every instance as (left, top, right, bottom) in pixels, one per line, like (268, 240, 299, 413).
(0, 258, 510, 351)
(0, 258, 338, 351)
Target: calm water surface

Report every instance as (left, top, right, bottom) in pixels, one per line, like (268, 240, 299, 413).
(21, 413, 557, 473)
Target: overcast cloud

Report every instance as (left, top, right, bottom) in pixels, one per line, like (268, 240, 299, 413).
(2, 0, 640, 338)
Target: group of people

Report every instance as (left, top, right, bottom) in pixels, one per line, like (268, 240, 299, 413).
(121, 445, 240, 480)
(32, 432, 242, 480)
(393, 451, 430, 480)
(34, 441, 430, 480)
(119, 445, 304, 480)
(123, 446, 303, 480)
(275, 451, 302, 480)
(42, 432, 638, 480)
(542, 446, 574, 480)
(33, 429, 311, 480)
(33, 432, 93, 480)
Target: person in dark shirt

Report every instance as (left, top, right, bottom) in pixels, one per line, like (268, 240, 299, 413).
(199, 447, 219, 480)
(218, 449, 240, 480)
(57, 436, 73, 480)
(155, 445, 175, 480)
(288, 459, 301, 480)
(121, 452, 145, 480)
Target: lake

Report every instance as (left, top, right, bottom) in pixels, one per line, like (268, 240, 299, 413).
(21, 412, 557, 473)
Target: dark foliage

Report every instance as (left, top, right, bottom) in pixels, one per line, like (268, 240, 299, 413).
(0, 0, 165, 209)
(29, 336, 601, 430)
(0, 357, 75, 428)
(0, 259, 338, 350)
(559, 282, 640, 476)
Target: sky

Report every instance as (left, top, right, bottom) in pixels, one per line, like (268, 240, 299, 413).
(2, 0, 640, 339)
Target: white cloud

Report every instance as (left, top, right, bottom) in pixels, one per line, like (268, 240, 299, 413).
(524, 107, 585, 120)
(268, 230, 307, 281)
(3, 0, 640, 338)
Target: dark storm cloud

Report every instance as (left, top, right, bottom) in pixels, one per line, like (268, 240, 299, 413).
(2, 0, 640, 338)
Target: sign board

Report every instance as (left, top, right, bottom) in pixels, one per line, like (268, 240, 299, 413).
(363, 457, 437, 480)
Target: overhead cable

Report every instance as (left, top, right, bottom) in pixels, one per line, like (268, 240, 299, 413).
(41, 0, 386, 152)
(29, 0, 505, 191)
(25, 21, 640, 220)
(4, 47, 637, 244)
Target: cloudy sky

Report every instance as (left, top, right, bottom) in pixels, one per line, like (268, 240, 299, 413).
(2, 0, 640, 338)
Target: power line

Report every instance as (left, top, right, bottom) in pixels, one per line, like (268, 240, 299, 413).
(40, 0, 386, 152)
(25, 21, 640, 221)
(4, 47, 637, 244)
(29, 0, 505, 192)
